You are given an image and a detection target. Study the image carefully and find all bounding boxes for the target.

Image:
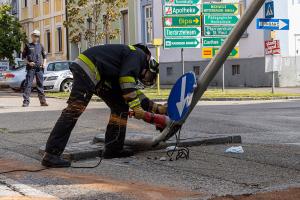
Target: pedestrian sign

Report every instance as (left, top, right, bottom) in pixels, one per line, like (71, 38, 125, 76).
(256, 18, 289, 30)
(203, 4, 239, 15)
(164, 27, 201, 37)
(164, 5, 201, 16)
(164, 16, 201, 27)
(164, 38, 201, 49)
(168, 72, 197, 122)
(202, 47, 239, 59)
(265, 1, 274, 18)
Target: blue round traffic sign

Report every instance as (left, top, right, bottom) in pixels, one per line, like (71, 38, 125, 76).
(167, 72, 197, 122)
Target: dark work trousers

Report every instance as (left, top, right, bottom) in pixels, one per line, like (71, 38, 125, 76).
(23, 67, 46, 104)
(45, 63, 129, 156)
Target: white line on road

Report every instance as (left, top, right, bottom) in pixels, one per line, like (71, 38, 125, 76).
(0, 175, 59, 199)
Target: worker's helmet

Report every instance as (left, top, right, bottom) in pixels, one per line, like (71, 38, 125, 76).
(31, 30, 41, 37)
(133, 44, 159, 87)
(133, 43, 159, 74)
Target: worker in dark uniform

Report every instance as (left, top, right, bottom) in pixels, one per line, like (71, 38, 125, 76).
(42, 44, 169, 168)
(22, 30, 48, 107)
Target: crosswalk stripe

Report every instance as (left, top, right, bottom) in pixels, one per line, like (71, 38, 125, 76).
(0, 175, 59, 199)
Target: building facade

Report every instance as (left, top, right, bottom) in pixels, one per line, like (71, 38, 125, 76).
(18, 0, 67, 61)
(18, 0, 129, 62)
(273, 0, 300, 86)
(127, 0, 300, 87)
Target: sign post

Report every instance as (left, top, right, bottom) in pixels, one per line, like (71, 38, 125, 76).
(265, 40, 281, 94)
(256, 1, 288, 94)
(152, 38, 163, 95)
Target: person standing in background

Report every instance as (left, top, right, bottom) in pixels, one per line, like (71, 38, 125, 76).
(22, 30, 48, 107)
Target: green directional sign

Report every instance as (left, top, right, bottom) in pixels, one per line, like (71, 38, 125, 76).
(202, 47, 239, 59)
(164, 5, 201, 16)
(164, 38, 201, 49)
(213, 47, 239, 58)
(202, 37, 226, 47)
(204, 26, 234, 36)
(164, 27, 201, 37)
(164, 0, 201, 5)
(203, 4, 239, 15)
(164, 16, 201, 27)
(204, 15, 240, 25)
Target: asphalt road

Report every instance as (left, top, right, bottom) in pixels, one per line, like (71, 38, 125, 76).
(0, 90, 299, 200)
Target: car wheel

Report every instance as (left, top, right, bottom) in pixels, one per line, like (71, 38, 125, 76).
(60, 79, 73, 92)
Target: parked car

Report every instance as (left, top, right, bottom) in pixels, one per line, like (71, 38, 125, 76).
(0, 60, 10, 86)
(43, 61, 73, 92)
(0, 58, 26, 87)
(5, 61, 73, 92)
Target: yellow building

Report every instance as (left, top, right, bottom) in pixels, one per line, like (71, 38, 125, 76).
(19, 0, 67, 61)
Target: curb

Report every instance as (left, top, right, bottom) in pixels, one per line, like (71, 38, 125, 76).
(46, 95, 300, 102)
(39, 135, 242, 161)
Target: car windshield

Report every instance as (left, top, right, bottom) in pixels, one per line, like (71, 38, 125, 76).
(47, 62, 70, 71)
(14, 61, 26, 70)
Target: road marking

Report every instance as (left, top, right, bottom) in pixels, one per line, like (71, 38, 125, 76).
(0, 175, 59, 200)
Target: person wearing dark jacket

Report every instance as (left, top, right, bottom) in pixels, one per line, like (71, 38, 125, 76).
(22, 29, 48, 107)
(42, 44, 169, 168)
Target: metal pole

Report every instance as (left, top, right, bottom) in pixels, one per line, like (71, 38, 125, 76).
(272, 55, 275, 93)
(222, 64, 225, 92)
(156, 45, 161, 95)
(181, 48, 185, 75)
(152, 0, 267, 145)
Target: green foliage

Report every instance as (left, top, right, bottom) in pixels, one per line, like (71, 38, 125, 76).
(64, 0, 127, 46)
(0, 4, 27, 63)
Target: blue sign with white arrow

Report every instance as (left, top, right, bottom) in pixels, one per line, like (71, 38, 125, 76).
(265, 1, 274, 18)
(167, 72, 197, 122)
(256, 18, 289, 30)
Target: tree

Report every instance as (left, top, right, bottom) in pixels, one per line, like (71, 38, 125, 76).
(0, 4, 26, 63)
(64, 0, 127, 47)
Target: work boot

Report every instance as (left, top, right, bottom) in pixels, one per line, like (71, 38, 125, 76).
(41, 152, 71, 168)
(40, 101, 49, 106)
(102, 149, 134, 159)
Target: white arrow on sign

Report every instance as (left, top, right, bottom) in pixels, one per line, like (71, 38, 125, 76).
(176, 76, 187, 117)
(279, 20, 288, 30)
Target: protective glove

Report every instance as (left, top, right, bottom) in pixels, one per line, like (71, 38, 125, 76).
(157, 103, 168, 115)
(129, 109, 170, 130)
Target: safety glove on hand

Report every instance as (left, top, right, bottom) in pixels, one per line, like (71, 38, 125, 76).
(129, 107, 170, 131)
(151, 103, 168, 115)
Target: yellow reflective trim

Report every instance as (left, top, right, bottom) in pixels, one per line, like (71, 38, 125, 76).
(128, 45, 136, 51)
(78, 54, 101, 81)
(128, 98, 141, 108)
(136, 90, 143, 95)
(119, 76, 136, 83)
